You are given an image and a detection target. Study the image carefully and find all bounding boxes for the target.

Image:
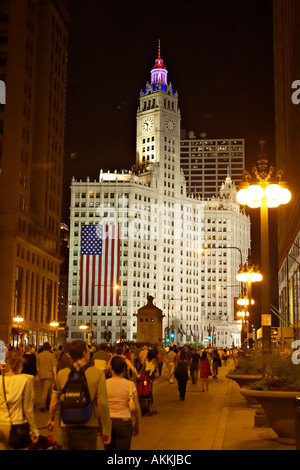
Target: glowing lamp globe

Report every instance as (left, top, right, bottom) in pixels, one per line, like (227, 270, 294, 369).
(279, 187, 291, 204)
(250, 271, 262, 282)
(236, 188, 250, 205)
(236, 271, 251, 282)
(246, 184, 264, 208)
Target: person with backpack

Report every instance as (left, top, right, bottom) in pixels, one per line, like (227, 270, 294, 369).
(47, 340, 111, 450)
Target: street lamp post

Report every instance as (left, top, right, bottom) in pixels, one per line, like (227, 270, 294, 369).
(50, 321, 59, 346)
(166, 297, 187, 345)
(13, 316, 24, 348)
(236, 140, 291, 350)
(117, 307, 123, 342)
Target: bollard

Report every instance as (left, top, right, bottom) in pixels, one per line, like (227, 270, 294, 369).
(295, 395, 300, 450)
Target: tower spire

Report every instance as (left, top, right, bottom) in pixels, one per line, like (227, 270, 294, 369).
(151, 40, 168, 85)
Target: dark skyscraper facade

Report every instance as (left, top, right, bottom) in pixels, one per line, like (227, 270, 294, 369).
(0, 0, 69, 345)
(273, 0, 300, 333)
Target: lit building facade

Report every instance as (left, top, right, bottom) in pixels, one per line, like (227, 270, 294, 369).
(0, 0, 69, 346)
(67, 47, 250, 347)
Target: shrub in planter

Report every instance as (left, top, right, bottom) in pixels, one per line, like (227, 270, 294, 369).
(240, 348, 300, 445)
(228, 347, 264, 376)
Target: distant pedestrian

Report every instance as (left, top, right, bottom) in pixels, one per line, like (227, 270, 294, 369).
(106, 347, 139, 380)
(212, 349, 221, 379)
(174, 350, 189, 400)
(105, 356, 141, 450)
(36, 342, 57, 412)
(93, 344, 111, 375)
(222, 349, 228, 365)
(156, 350, 164, 376)
(131, 345, 139, 372)
(22, 345, 37, 400)
(138, 346, 148, 372)
(142, 350, 156, 381)
(189, 348, 200, 384)
(232, 347, 238, 365)
(200, 351, 211, 392)
(166, 347, 176, 384)
(57, 346, 72, 371)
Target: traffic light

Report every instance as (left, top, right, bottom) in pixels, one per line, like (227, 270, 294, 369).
(207, 334, 211, 341)
(170, 330, 175, 340)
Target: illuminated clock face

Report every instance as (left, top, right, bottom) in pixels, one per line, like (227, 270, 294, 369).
(142, 118, 153, 132)
(166, 118, 175, 132)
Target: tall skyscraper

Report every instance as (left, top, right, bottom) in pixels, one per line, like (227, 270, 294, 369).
(273, 0, 300, 334)
(180, 131, 245, 199)
(67, 46, 250, 347)
(0, 0, 69, 345)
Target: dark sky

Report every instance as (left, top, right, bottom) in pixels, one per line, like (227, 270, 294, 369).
(64, 0, 275, 203)
(63, 0, 276, 327)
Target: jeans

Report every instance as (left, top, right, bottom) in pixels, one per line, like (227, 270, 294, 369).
(105, 418, 133, 450)
(61, 426, 98, 450)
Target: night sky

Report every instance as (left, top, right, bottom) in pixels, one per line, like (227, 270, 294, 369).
(63, 0, 276, 327)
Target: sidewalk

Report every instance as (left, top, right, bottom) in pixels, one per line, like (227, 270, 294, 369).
(32, 360, 296, 450)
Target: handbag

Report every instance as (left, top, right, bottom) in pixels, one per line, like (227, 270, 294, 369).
(128, 380, 135, 413)
(2, 374, 31, 449)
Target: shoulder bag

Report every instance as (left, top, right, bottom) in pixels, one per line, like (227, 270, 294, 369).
(2, 374, 31, 449)
(128, 380, 135, 413)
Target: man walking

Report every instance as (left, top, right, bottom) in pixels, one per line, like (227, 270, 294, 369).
(36, 342, 57, 412)
(166, 347, 176, 384)
(47, 340, 111, 450)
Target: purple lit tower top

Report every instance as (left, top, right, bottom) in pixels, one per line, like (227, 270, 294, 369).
(150, 40, 168, 85)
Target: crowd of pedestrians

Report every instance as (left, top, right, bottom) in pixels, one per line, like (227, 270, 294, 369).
(0, 340, 241, 450)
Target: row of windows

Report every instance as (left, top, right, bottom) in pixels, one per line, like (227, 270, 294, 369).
(16, 244, 58, 274)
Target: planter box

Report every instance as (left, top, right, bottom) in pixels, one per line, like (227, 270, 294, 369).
(226, 374, 263, 407)
(240, 389, 299, 445)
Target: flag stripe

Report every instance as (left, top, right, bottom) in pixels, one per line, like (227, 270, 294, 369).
(79, 224, 121, 307)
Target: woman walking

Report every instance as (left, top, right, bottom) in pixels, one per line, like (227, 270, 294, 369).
(174, 350, 189, 401)
(105, 356, 141, 450)
(199, 350, 211, 392)
(0, 349, 39, 450)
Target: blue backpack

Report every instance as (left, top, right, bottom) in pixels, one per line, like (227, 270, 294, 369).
(60, 364, 92, 424)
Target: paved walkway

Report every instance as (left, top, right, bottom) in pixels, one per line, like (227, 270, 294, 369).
(33, 360, 296, 451)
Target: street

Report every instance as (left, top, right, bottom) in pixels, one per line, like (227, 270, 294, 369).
(33, 359, 295, 451)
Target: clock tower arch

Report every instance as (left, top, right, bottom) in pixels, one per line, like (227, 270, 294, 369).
(136, 41, 181, 169)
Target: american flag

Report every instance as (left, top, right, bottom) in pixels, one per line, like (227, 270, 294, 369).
(79, 224, 121, 306)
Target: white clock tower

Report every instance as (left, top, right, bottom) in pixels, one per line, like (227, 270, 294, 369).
(136, 42, 181, 170)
